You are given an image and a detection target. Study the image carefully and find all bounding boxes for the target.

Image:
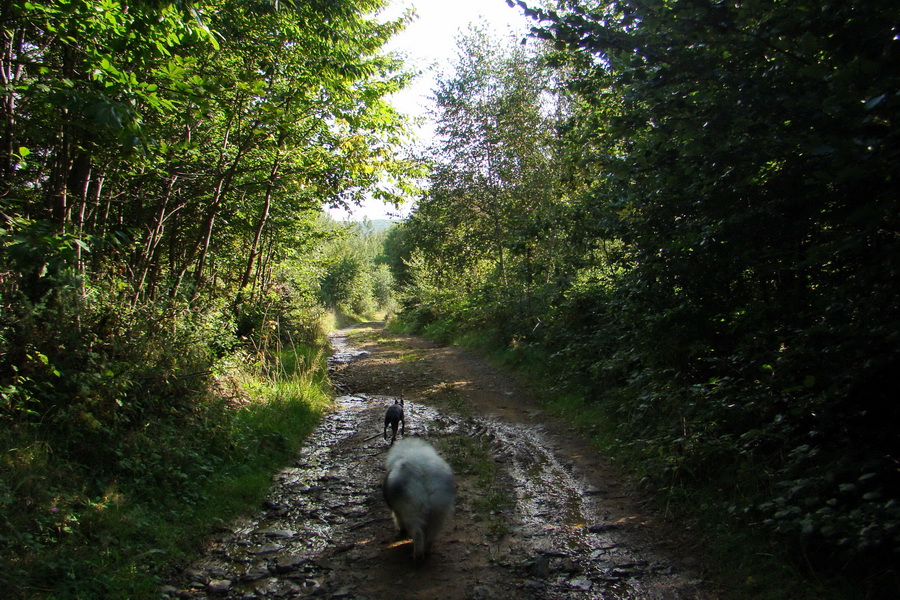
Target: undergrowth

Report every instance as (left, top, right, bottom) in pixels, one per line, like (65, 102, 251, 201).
(0, 289, 333, 600)
(390, 315, 882, 600)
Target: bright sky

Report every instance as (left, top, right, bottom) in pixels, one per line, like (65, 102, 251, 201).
(328, 0, 533, 222)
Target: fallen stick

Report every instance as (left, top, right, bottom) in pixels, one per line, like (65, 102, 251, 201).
(348, 517, 392, 531)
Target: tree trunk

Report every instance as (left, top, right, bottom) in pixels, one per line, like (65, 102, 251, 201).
(133, 175, 177, 305)
(171, 112, 253, 301)
(188, 176, 227, 302)
(0, 22, 24, 195)
(238, 152, 282, 297)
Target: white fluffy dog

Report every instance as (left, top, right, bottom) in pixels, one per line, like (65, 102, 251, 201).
(383, 437, 456, 559)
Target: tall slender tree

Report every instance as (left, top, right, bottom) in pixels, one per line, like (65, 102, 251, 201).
(406, 25, 564, 330)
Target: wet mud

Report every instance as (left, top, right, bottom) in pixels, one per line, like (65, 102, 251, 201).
(164, 323, 715, 600)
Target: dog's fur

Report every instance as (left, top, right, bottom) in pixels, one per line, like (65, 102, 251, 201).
(383, 437, 455, 559)
(383, 399, 405, 444)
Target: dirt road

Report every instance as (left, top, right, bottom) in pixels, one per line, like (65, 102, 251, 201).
(165, 322, 715, 600)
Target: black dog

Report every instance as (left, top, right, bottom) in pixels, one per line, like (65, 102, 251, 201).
(384, 399, 405, 444)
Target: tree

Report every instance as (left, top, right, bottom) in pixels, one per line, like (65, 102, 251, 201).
(517, 0, 900, 576)
(404, 24, 565, 335)
(1, 0, 418, 306)
(1, 3, 420, 595)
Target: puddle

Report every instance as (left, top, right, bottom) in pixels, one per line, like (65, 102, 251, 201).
(327, 330, 370, 368)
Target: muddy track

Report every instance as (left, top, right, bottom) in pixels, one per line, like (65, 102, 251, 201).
(164, 323, 716, 600)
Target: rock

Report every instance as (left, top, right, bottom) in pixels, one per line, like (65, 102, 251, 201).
(569, 578, 593, 591)
(471, 585, 493, 599)
(249, 542, 282, 554)
(610, 566, 643, 578)
(303, 579, 325, 596)
(274, 581, 303, 597)
(313, 557, 336, 570)
(333, 585, 355, 598)
(275, 555, 307, 573)
(554, 558, 581, 574)
(242, 565, 271, 581)
(527, 554, 551, 578)
(250, 577, 280, 595)
(183, 569, 207, 584)
(256, 527, 296, 538)
(587, 524, 618, 534)
(206, 566, 229, 579)
(338, 506, 369, 519)
(207, 579, 231, 594)
(159, 585, 178, 597)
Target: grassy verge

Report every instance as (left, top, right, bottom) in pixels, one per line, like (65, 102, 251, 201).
(325, 308, 390, 332)
(0, 342, 332, 600)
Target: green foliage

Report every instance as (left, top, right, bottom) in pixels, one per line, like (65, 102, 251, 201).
(319, 253, 373, 314)
(315, 218, 401, 317)
(391, 25, 571, 347)
(0, 1, 413, 597)
(0, 280, 331, 599)
(371, 263, 395, 308)
(378, 220, 414, 286)
(2, 0, 417, 308)
(398, 0, 900, 595)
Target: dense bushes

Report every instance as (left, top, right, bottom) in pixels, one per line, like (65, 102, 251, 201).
(0, 219, 391, 599)
(317, 220, 403, 318)
(391, 1, 900, 595)
(0, 271, 332, 598)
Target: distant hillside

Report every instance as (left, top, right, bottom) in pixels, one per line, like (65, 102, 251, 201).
(351, 219, 402, 234)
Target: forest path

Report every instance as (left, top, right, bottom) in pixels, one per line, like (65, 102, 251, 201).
(165, 322, 715, 600)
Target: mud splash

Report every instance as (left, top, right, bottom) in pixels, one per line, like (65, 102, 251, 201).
(163, 325, 710, 600)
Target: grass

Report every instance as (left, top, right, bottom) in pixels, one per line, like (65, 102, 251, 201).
(445, 391, 473, 417)
(422, 381, 473, 418)
(0, 341, 333, 600)
(325, 308, 391, 332)
(437, 434, 513, 539)
(345, 325, 400, 348)
(397, 350, 423, 362)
